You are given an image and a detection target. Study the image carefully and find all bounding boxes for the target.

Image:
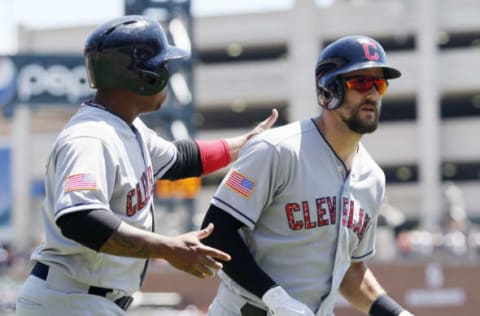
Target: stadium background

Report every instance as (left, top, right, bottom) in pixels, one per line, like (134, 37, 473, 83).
(0, 0, 479, 315)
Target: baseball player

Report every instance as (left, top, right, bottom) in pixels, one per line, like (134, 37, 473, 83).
(15, 15, 277, 316)
(201, 36, 414, 316)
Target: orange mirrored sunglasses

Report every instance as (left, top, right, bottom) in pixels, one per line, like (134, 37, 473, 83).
(343, 76, 389, 96)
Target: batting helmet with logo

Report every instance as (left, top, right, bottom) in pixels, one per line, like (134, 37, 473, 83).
(315, 35, 401, 110)
(84, 15, 188, 96)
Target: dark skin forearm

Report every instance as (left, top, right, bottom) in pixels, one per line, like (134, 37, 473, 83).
(100, 222, 158, 257)
(339, 262, 386, 313)
(99, 221, 231, 279)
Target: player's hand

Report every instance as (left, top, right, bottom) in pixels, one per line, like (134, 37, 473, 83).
(162, 223, 231, 279)
(226, 108, 279, 161)
(262, 286, 314, 316)
(399, 311, 415, 316)
(245, 108, 279, 141)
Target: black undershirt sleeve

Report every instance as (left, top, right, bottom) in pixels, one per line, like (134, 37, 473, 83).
(162, 139, 203, 180)
(201, 204, 276, 298)
(56, 209, 122, 251)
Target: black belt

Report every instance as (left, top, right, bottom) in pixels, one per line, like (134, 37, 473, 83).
(31, 262, 133, 311)
(241, 303, 267, 316)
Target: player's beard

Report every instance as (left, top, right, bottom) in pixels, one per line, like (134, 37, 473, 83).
(342, 100, 380, 134)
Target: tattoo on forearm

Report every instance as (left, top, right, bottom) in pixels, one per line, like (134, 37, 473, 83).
(105, 232, 151, 257)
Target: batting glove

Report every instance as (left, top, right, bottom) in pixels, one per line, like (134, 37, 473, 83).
(399, 312, 415, 316)
(262, 286, 314, 316)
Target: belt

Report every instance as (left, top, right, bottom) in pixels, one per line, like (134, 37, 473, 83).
(31, 262, 134, 311)
(241, 303, 267, 316)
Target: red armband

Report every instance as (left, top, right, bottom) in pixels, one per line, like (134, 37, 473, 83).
(196, 139, 231, 175)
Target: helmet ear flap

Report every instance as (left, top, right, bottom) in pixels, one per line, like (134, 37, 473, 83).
(137, 64, 170, 94)
(326, 79, 344, 110)
(318, 79, 344, 110)
(315, 57, 346, 110)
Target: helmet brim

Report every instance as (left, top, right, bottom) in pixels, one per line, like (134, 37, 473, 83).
(383, 67, 402, 79)
(155, 45, 190, 64)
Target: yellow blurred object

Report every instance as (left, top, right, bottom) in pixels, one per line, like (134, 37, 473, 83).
(156, 177, 201, 199)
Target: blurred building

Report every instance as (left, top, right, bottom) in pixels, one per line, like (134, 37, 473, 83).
(2, 0, 480, 240)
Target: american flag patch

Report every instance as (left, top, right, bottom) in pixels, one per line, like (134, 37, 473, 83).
(65, 173, 97, 192)
(225, 170, 255, 198)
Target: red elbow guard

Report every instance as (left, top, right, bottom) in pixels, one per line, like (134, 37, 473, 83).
(196, 139, 231, 175)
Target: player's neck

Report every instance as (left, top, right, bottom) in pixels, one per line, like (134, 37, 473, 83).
(92, 90, 140, 125)
(314, 115, 360, 168)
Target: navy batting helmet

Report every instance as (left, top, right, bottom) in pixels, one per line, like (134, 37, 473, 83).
(84, 15, 188, 95)
(315, 35, 401, 110)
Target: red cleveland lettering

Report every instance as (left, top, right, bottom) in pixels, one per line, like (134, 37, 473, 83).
(141, 172, 150, 202)
(316, 197, 329, 226)
(126, 188, 137, 216)
(136, 183, 144, 210)
(125, 167, 154, 217)
(327, 197, 336, 224)
(358, 213, 371, 240)
(303, 201, 316, 229)
(284, 196, 370, 239)
(285, 203, 303, 230)
(353, 208, 364, 235)
(348, 200, 355, 229)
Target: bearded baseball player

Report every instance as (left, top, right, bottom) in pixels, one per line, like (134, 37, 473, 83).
(201, 36, 414, 316)
(15, 15, 277, 316)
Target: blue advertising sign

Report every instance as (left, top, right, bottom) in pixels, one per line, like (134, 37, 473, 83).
(0, 55, 96, 117)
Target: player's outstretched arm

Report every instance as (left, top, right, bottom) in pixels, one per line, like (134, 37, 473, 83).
(100, 222, 231, 279)
(165, 108, 278, 178)
(157, 223, 232, 278)
(224, 108, 278, 161)
(339, 262, 414, 316)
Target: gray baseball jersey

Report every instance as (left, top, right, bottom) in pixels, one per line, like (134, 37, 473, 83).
(211, 118, 384, 315)
(31, 103, 177, 295)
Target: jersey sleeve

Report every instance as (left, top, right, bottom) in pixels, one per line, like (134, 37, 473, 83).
(351, 149, 384, 262)
(351, 216, 377, 262)
(52, 137, 115, 221)
(211, 138, 283, 230)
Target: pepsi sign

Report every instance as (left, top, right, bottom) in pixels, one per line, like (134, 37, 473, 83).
(0, 54, 95, 117)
